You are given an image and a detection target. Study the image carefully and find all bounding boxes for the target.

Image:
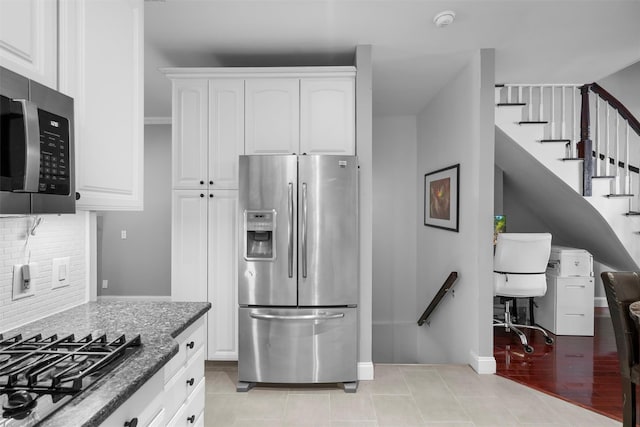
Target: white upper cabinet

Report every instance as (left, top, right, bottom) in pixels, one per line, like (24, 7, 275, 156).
(209, 80, 244, 189)
(300, 78, 355, 155)
(172, 79, 209, 190)
(245, 78, 300, 155)
(171, 78, 244, 190)
(72, 0, 144, 210)
(0, 0, 57, 88)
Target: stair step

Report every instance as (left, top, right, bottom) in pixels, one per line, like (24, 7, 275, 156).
(519, 121, 549, 125)
(592, 175, 616, 179)
(495, 84, 505, 88)
(540, 139, 571, 143)
(561, 158, 583, 161)
(606, 194, 634, 198)
(626, 211, 640, 216)
(497, 103, 526, 107)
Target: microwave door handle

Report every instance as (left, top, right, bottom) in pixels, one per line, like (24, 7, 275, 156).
(13, 99, 40, 192)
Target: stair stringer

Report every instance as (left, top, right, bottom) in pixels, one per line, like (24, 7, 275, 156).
(495, 125, 638, 271)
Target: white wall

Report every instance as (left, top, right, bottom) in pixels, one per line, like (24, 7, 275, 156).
(372, 115, 418, 363)
(98, 124, 171, 297)
(415, 49, 495, 373)
(598, 60, 640, 119)
(0, 213, 89, 332)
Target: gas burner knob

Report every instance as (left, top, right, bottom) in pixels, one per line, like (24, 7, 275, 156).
(3, 390, 36, 412)
(186, 377, 195, 386)
(124, 418, 138, 427)
(187, 415, 196, 423)
(186, 341, 195, 349)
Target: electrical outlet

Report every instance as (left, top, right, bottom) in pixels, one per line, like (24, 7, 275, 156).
(12, 263, 36, 300)
(51, 257, 71, 289)
(121, 230, 127, 239)
(102, 279, 108, 289)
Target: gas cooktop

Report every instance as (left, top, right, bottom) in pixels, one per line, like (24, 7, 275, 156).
(0, 332, 141, 426)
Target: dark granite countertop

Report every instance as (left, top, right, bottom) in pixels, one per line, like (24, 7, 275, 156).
(1, 301, 211, 426)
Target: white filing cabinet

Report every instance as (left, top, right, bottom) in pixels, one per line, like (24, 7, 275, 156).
(534, 274, 595, 336)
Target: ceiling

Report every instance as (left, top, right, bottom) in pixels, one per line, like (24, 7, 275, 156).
(144, 0, 640, 118)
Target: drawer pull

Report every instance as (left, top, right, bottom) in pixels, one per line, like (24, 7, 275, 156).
(187, 415, 196, 423)
(565, 313, 585, 317)
(186, 341, 195, 349)
(186, 377, 195, 386)
(124, 419, 138, 427)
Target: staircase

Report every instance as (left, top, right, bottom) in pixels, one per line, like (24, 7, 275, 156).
(494, 84, 640, 272)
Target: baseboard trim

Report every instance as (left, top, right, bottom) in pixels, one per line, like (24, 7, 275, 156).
(594, 297, 607, 308)
(358, 362, 374, 381)
(97, 295, 172, 302)
(470, 351, 496, 374)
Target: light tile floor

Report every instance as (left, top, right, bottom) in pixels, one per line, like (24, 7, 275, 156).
(204, 362, 621, 426)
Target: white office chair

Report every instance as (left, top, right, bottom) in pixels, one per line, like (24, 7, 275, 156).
(493, 232, 554, 354)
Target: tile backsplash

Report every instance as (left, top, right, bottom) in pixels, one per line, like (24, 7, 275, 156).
(0, 213, 88, 332)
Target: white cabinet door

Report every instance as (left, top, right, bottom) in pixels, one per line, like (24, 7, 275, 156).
(171, 190, 208, 302)
(300, 78, 355, 155)
(207, 190, 238, 360)
(172, 79, 209, 190)
(245, 78, 299, 155)
(209, 80, 244, 189)
(74, 0, 144, 210)
(0, 0, 57, 88)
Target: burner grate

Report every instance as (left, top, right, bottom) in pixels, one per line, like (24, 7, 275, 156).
(0, 333, 141, 393)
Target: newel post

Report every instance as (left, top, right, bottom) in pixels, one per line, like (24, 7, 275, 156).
(578, 84, 593, 196)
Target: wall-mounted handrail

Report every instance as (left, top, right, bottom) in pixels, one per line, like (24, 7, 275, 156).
(417, 271, 458, 326)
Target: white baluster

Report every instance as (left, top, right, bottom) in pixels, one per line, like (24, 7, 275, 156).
(518, 86, 523, 104)
(529, 86, 533, 121)
(561, 86, 566, 140)
(539, 86, 544, 122)
(507, 86, 512, 104)
(604, 104, 611, 176)
(550, 86, 555, 139)
(616, 113, 620, 194)
(626, 120, 630, 194)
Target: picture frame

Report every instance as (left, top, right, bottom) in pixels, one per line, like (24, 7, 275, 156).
(424, 163, 459, 232)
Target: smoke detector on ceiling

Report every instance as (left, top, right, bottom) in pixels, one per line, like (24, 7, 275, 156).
(433, 10, 456, 28)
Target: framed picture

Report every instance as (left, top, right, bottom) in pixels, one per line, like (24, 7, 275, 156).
(424, 164, 459, 232)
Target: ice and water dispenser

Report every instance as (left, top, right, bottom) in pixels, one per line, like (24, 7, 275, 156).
(244, 210, 276, 260)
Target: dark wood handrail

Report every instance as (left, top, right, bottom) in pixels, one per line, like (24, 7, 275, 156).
(587, 82, 640, 136)
(579, 82, 640, 196)
(417, 272, 458, 326)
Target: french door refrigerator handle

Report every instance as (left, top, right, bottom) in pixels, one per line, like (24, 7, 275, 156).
(249, 312, 345, 321)
(288, 182, 294, 278)
(302, 182, 308, 278)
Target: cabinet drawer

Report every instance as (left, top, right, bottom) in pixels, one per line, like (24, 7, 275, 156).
(164, 347, 205, 421)
(100, 368, 164, 427)
(167, 378, 205, 427)
(165, 317, 206, 382)
(556, 278, 593, 311)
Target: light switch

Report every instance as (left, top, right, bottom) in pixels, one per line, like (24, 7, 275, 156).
(51, 257, 70, 289)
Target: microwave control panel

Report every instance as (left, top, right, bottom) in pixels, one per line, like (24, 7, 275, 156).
(38, 109, 70, 195)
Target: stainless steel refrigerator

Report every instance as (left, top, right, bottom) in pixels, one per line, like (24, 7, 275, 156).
(237, 154, 358, 392)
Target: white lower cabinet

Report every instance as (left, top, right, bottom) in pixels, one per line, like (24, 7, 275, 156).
(101, 317, 206, 426)
(164, 317, 206, 425)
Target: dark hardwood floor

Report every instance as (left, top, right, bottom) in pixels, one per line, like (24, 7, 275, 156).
(494, 307, 630, 422)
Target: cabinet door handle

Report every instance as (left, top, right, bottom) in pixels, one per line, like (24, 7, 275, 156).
(209, 193, 214, 198)
(186, 341, 195, 349)
(200, 194, 204, 198)
(200, 180, 204, 185)
(209, 180, 213, 185)
(124, 418, 138, 427)
(186, 377, 195, 386)
(187, 415, 196, 423)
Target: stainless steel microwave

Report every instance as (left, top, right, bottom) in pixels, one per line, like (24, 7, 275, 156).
(0, 66, 75, 214)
